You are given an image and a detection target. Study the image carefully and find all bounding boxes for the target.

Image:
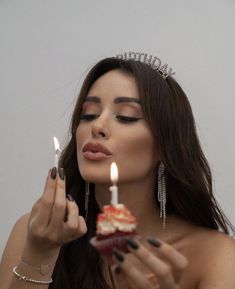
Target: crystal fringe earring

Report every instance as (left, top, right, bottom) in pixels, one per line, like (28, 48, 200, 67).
(85, 182, 90, 221)
(157, 162, 167, 229)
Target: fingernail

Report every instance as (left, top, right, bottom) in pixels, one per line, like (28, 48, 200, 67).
(114, 266, 122, 275)
(58, 168, 65, 180)
(50, 167, 57, 179)
(126, 238, 139, 250)
(67, 194, 74, 202)
(147, 237, 161, 248)
(113, 248, 125, 262)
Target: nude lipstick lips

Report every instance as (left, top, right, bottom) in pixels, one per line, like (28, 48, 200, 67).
(82, 142, 112, 161)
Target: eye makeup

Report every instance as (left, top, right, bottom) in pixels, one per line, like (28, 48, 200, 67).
(80, 96, 144, 123)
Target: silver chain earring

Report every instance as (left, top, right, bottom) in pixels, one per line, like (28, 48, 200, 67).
(85, 182, 90, 221)
(157, 162, 167, 229)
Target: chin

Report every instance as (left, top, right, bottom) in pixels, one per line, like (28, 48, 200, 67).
(79, 167, 110, 184)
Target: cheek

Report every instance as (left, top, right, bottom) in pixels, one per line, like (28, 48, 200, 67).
(119, 126, 154, 154)
(76, 125, 87, 150)
(75, 125, 89, 166)
(116, 128, 156, 179)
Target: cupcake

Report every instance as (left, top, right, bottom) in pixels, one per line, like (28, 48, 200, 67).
(90, 203, 139, 258)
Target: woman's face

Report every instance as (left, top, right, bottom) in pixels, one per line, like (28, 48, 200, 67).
(76, 69, 157, 185)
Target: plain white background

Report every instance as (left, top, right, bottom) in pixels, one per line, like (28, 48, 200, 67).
(0, 0, 235, 257)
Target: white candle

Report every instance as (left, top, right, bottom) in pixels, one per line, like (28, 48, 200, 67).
(53, 136, 61, 169)
(110, 162, 119, 205)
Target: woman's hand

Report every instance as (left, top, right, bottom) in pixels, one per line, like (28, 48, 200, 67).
(111, 237, 188, 289)
(25, 167, 87, 254)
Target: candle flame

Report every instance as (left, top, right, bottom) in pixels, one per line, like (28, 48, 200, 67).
(53, 136, 60, 152)
(110, 162, 118, 184)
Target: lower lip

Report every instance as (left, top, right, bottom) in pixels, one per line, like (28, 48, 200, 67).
(83, 151, 111, 161)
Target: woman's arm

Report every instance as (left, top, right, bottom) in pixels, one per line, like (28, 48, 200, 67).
(0, 168, 87, 289)
(0, 213, 59, 289)
(0, 214, 29, 288)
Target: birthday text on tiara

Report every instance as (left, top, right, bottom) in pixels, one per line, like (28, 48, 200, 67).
(115, 52, 175, 79)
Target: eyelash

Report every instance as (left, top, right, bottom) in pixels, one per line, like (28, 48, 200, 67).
(79, 114, 141, 123)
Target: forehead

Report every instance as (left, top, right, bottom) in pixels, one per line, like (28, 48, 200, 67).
(87, 69, 139, 100)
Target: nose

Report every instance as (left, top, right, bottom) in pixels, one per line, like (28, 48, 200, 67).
(91, 115, 110, 139)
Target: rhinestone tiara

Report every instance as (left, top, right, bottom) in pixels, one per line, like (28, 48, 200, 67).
(115, 52, 175, 79)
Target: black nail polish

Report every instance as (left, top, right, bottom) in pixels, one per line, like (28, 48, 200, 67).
(126, 238, 139, 250)
(51, 167, 57, 179)
(113, 248, 125, 262)
(114, 266, 122, 275)
(147, 237, 161, 248)
(67, 194, 74, 202)
(58, 168, 65, 180)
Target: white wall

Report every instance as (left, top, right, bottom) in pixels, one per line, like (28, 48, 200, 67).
(0, 0, 235, 256)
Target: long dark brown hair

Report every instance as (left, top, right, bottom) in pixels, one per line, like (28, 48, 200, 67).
(49, 57, 234, 289)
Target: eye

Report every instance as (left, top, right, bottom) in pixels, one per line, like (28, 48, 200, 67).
(116, 115, 142, 123)
(80, 114, 99, 121)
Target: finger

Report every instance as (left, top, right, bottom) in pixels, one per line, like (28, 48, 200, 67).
(75, 216, 88, 238)
(126, 238, 177, 289)
(147, 237, 188, 283)
(111, 265, 134, 289)
(34, 168, 57, 226)
(62, 198, 80, 240)
(65, 196, 87, 239)
(65, 215, 87, 241)
(48, 168, 67, 230)
(112, 249, 156, 289)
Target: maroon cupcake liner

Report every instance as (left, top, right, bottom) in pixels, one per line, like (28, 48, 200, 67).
(90, 232, 140, 257)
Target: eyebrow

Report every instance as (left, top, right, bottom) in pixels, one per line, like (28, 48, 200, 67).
(84, 96, 142, 105)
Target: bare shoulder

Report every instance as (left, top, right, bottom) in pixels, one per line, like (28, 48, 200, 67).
(194, 227, 235, 256)
(0, 213, 29, 286)
(192, 228, 235, 288)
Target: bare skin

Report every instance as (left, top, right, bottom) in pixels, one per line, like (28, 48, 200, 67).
(75, 69, 235, 288)
(1, 70, 235, 288)
(1, 208, 235, 289)
(0, 169, 87, 289)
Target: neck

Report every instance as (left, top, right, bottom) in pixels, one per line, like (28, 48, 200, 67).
(95, 179, 168, 238)
(94, 179, 192, 243)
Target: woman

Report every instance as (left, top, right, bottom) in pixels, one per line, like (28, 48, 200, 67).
(1, 54, 235, 289)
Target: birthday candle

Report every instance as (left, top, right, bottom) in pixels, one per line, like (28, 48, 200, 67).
(110, 162, 119, 205)
(53, 136, 61, 169)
